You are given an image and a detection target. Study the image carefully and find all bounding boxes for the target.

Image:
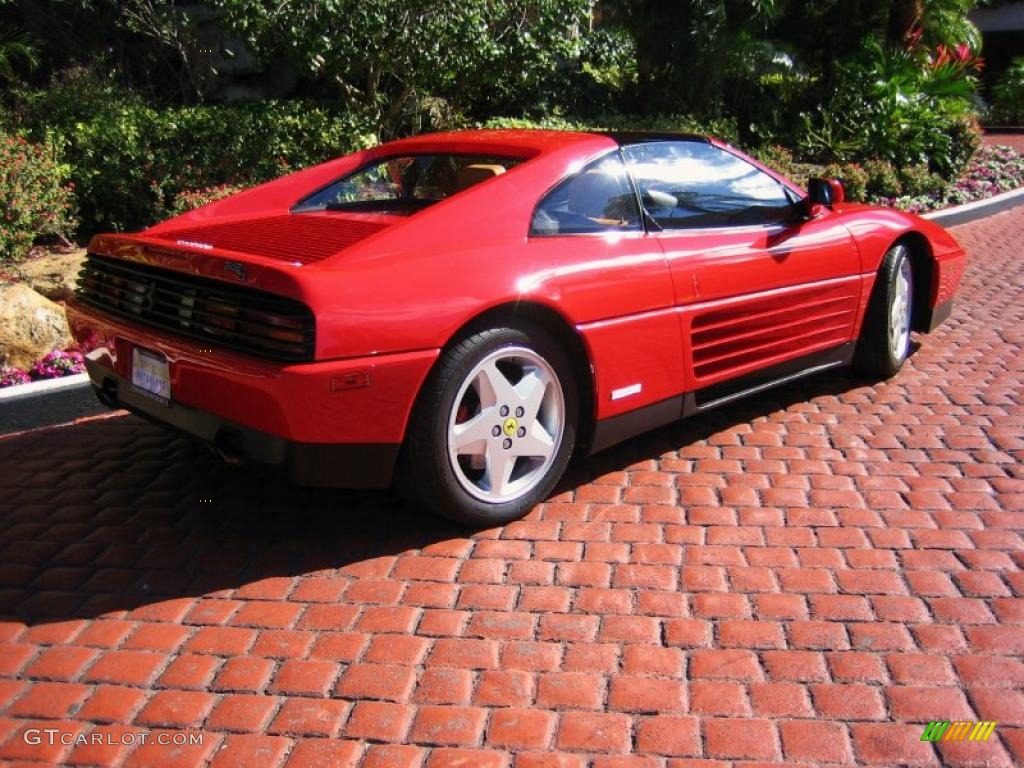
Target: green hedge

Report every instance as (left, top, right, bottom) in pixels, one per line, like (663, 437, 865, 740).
(16, 81, 740, 236)
(16, 77, 376, 233)
(992, 57, 1024, 125)
(480, 114, 740, 146)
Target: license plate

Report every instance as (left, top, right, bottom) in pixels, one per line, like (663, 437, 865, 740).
(131, 348, 171, 403)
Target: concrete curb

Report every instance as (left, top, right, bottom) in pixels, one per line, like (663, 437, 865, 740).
(0, 184, 1021, 436)
(922, 186, 1024, 227)
(0, 373, 105, 435)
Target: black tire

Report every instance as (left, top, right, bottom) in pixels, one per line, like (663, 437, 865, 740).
(401, 323, 578, 526)
(854, 242, 914, 378)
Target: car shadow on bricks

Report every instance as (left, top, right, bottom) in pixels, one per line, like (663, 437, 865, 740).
(0, 415, 474, 626)
(0, 365, 874, 627)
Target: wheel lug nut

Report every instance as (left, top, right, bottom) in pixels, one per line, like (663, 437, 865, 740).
(517, 427, 526, 438)
(499, 405, 509, 417)
(492, 426, 501, 437)
(503, 438, 512, 449)
(515, 406, 524, 417)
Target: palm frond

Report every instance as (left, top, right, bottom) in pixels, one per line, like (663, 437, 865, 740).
(0, 24, 40, 81)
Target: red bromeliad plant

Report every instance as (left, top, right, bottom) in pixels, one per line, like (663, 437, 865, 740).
(930, 42, 984, 77)
(902, 26, 983, 99)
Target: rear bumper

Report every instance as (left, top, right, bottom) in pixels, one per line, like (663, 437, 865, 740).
(68, 299, 439, 443)
(86, 360, 400, 488)
(68, 299, 441, 488)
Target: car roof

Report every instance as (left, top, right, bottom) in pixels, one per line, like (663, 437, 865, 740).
(598, 131, 712, 145)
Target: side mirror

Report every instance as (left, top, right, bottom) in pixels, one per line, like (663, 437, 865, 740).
(641, 188, 678, 213)
(804, 177, 845, 217)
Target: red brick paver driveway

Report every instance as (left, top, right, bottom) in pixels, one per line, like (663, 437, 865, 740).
(1, 208, 1022, 767)
(984, 130, 1024, 155)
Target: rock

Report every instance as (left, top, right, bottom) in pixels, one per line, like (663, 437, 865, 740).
(14, 250, 86, 301)
(0, 283, 73, 370)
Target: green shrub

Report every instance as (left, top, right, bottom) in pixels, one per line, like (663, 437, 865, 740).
(18, 75, 377, 233)
(481, 114, 740, 146)
(991, 57, 1024, 125)
(863, 159, 903, 198)
(573, 27, 638, 114)
(823, 162, 869, 202)
(0, 132, 77, 261)
(170, 184, 249, 216)
(798, 38, 981, 180)
(944, 113, 983, 178)
(898, 164, 948, 197)
(751, 145, 799, 181)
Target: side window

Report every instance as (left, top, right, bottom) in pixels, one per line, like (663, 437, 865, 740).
(622, 141, 793, 229)
(530, 153, 642, 236)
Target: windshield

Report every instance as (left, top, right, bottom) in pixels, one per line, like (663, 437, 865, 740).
(294, 154, 522, 214)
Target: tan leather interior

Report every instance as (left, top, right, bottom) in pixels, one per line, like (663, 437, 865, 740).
(456, 163, 506, 191)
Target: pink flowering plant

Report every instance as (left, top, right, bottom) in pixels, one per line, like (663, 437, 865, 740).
(0, 349, 87, 389)
(871, 144, 1024, 214)
(0, 367, 31, 388)
(0, 131, 78, 262)
(30, 349, 86, 379)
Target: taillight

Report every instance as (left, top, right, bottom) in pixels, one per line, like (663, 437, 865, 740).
(243, 309, 307, 344)
(77, 253, 316, 362)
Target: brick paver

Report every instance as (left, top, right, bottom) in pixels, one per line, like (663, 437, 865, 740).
(984, 130, 1024, 154)
(0, 206, 1022, 766)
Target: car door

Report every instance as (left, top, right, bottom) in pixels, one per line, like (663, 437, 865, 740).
(621, 140, 862, 399)
(525, 150, 684, 423)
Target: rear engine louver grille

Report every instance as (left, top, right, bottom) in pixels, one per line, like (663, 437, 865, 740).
(77, 253, 316, 362)
(152, 215, 387, 264)
(691, 285, 858, 380)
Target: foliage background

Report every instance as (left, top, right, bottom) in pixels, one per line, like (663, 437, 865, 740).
(0, 0, 1017, 256)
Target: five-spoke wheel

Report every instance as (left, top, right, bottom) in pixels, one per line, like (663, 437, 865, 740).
(856, 242, 915, 377)
(402, 324, 577, 525)
(447, 347, 565, 504)
(889, 253, 913, 363)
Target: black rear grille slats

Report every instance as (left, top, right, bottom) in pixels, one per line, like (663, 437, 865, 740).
(76, 254, 315, 362)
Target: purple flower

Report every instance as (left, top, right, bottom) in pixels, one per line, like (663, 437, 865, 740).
(0, 367, 31, 388)
(30, 349, 86, 380)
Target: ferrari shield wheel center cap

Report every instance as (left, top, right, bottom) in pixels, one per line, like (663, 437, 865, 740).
(447, 346, 565, 504)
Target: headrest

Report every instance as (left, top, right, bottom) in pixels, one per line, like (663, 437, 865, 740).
(567, 170, 624, 218)
(456, 163, 506, 191)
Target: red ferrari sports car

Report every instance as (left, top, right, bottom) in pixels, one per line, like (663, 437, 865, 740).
(68, 129, 966, 524)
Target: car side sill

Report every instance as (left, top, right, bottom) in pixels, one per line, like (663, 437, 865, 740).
(588, 342, 855, 455)
(686, 342, 855, 414)
(589, 395, 685, 454)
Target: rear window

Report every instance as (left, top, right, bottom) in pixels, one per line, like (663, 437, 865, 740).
(294, 154, 521, 214)
(530, 152, 642, 235)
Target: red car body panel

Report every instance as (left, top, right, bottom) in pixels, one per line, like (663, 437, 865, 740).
(67, 129, 967, 486)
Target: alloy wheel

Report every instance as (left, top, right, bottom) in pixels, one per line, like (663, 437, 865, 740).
(889, 249, 913, 362)
(446, 346, 565, 503)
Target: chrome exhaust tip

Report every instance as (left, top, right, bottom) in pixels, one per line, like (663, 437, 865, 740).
(211, 428, 246, 466)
